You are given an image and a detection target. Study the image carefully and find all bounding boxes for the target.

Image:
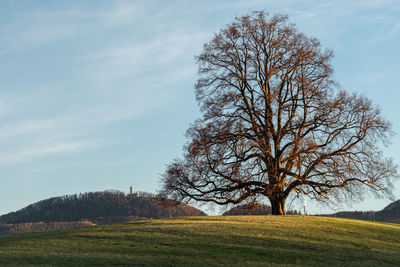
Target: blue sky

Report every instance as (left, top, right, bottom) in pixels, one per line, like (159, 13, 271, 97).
(0, 0, 399, 215)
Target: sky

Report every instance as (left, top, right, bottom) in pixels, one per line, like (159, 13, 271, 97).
(1, 0, 400, 216)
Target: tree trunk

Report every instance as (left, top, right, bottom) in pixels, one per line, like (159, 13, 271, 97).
(270, 198, 286, 215)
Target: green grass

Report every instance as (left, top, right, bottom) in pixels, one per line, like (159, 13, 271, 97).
(0, 216, 399, 266)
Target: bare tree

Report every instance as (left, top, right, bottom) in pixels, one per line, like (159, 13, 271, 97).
(160, 11, 398, 215)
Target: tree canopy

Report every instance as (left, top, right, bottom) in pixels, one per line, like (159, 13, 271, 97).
(160, 11, 398, 215)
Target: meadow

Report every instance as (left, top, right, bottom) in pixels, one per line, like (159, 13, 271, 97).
(0, 216, 399, 266)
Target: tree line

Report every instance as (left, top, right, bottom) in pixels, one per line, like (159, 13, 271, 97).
(0, 220, 95, 234)
(318, 199, 400, 223)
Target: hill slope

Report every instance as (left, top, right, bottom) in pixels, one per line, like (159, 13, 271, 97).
(0, 191, 206, 225)
(376, 199, 400, 223)
(0, 216, 399, 266)
(322, 199, 400, 224)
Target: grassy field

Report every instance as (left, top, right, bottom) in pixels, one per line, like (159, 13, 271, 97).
(0, 216, 399, 266)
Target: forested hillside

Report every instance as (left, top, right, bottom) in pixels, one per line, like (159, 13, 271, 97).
(320, 199, 400, 223)
(0, 190, 206, 225)
(375, 199, 400, 223)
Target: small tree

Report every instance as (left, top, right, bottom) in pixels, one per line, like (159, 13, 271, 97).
(160, 11, 398, 215)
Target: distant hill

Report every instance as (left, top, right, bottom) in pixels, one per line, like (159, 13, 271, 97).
(0, 190, 206, 226)
(319, 199, 400, 224)
(375, 199, 400, 223)
(222, 203, 300, 216)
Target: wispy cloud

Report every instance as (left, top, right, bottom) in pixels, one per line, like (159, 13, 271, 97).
(0, 117, 65, 140)
(0, 97, 5, 117)
(0, 2, 142, 55)
(0, 82, 171, 164)
(390, 21, 400, 37)
(0, 9, 83, 53)
(98, 2, 140, 26)
(82, 29, 207, 87)
(0, 140, 94, 164)
(0, 112, 97, 164)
